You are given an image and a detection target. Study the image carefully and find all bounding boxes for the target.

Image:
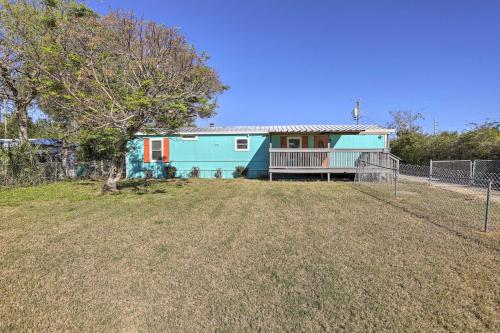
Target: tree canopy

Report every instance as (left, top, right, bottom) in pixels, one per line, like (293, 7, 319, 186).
(390, 122, 500, 164)
(1, 0, 227, 191)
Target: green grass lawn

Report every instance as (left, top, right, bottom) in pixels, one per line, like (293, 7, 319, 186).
(1, 179, 499, 332)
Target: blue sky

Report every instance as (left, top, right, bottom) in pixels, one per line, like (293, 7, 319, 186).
(89, 0, 500, 132)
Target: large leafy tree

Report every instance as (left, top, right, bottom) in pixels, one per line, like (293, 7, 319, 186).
(0, 0, 51, 142)
(1, 113, 59, 139)
(387, 110, 424, 137)
(0, 0, 90, 142)
(41, 10, 227, 191)
(0, 0, 40, 142)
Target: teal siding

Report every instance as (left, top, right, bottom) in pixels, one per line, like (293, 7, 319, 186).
(127, 134, 269, 179)
(270, 134, 386, 149)
(127, 133, 387, 179)
(271, 135, 281, 148)
(329, 134, 385, 149)
(329, 151, 363, 168)
(308, 135, 314, 148)
(329, 134, 385, 168)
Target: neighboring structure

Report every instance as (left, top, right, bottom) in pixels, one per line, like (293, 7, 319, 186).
(0, 139, 77, 163)
(0, 138, 62, 149)
(126, 124, 398, 180)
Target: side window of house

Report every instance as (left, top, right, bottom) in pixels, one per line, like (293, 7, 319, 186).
(151, 140, 162, 161)
(181, 135, 198, 141)
(235, 138, 249, 151)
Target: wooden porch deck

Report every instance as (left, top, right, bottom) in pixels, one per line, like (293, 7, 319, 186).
(269, 148, 399, 181)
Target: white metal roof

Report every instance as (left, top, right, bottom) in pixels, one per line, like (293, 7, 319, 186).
(137, 124, 393, 135)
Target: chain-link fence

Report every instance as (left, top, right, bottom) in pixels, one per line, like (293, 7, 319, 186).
(355, 156, 500, 233)
(0, 163, 269, 187)
(431, 159, 500, 184)
(0, 161, 113, 187)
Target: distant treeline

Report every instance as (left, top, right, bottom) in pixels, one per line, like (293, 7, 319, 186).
(390, 123, 500, 165)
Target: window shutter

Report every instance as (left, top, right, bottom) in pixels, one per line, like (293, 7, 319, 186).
(280, 136, 287, 148)
(163, 138, 170, 162)
(143, 138, 151, 163)
(302, 136, 308, 148)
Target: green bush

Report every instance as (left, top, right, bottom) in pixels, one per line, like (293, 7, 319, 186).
(190, 166, 200, 178)
(164, 165, 177, 179)
(77, 128, 124, 161)
(0, 143, 49, 186)
(214, 168, 222, 179)
(234, 165, 247, 178)
(390, 123, 500, 164)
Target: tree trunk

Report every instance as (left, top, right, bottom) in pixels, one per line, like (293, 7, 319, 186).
(101, 157, 124, 193)
(17, 104, 29, 143)
(61, 137, 70, 178)
(2, 99, 7, 138)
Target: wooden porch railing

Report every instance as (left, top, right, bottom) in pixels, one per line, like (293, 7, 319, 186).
(269, 148, 399, 171)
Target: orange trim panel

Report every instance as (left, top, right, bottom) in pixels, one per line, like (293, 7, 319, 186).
(163, 138, 170, 162)
(143, 138, 151, 163)
(280, 136, 287, 148)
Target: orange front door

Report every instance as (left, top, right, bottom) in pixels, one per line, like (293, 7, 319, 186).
(314, 135, 329, 167)
(314, 135, 328, 148)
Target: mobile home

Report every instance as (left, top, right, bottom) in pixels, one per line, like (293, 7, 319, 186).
(126, 124, 397, 180)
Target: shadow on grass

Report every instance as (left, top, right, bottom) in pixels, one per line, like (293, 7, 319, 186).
(77, 181, 101, 186)
(117, 178, 191, 195)
(351, 184, 500, 253)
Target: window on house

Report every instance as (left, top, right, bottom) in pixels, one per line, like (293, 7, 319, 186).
(287, 137, 302, 148)
(235, 138, 249, 151)
(151, 139, 162, 161)
(181, 135, 198, 141)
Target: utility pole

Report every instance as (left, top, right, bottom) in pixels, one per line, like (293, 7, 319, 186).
(2, 99, 7, 138)
(433, 119, 437, 136)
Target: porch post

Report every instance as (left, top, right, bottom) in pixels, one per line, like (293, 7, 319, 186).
(269, 142, 272, 181)
(327, 141, 331, 169)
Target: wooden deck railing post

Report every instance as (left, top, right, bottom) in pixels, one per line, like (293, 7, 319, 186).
(327, 142, 331, 169)
(269, 142, 273, 180)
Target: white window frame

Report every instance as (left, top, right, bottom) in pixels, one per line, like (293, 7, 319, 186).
(181, 135, 198, 141)
(150, 139, 163, 162)
(234, 137, 250, 152)
(287, 136, 302, 148)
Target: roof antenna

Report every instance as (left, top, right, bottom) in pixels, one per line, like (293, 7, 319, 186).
(352, 100, 361, 125)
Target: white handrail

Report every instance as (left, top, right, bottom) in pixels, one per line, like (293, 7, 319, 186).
(269, 149, 397, 170)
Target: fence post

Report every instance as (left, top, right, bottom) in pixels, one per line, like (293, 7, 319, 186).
(469, 160, 474, 186)
(429, 159, 433, 184)
(54, 162, 58, 182)
(484, 181, 492, 232)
